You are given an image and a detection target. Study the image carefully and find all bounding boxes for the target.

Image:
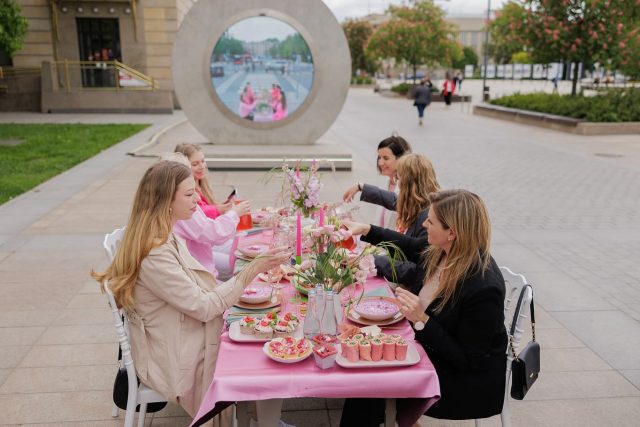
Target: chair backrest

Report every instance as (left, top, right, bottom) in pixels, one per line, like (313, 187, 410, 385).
(103, 281, 139, 410)
(500, 266, 533, 359)
(103, 227, 126, 262)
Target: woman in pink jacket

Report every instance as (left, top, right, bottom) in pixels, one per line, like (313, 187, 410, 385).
(92, 161, 290, 420)
(163, 153, 250, 280)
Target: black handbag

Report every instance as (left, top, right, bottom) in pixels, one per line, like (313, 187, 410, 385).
(509, 284, 540, 400)
(113, 347, 167, 412)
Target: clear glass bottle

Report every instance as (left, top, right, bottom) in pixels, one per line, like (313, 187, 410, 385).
(320, 290, 338, 337)
(314, 283, 325, 323)
(303, 290, 319, 339)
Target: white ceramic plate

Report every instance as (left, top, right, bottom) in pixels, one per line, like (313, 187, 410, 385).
(262, 338, 313, 363)
(335, 343, 420, 368)
(228, 321, 303, 343)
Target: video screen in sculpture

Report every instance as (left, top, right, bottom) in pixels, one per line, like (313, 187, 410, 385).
(210, 16, 314, 123)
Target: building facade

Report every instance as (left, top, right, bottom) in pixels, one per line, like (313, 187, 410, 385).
(3, 0, 198, 112)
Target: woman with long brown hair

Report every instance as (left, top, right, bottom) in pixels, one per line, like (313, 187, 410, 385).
(341, 190, 507, 424)
(371, 153, 440, 284)
(92, 161, 290, 419)
(342, 134, 412, 228)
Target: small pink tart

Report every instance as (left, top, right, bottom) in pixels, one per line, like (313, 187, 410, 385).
(313, 344, 338, 369)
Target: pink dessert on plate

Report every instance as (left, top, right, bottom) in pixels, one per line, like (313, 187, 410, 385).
(313, 344, 338, 369)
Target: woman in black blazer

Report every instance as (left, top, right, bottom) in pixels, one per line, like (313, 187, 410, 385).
(348, 153, 440, 286)
(340, 189, 507, 425)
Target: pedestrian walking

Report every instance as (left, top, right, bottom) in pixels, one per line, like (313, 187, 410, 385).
(456, 71, 463, 90)
(552, 76, 559, 93)
(413, 80, 432, 126)
(442, 72, 455, 107)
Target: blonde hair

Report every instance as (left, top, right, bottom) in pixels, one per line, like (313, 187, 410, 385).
(395, 153, 440, 231)
(423, 189, 491, 313)
(174, 143, 216, 205)
(160, 152, 190, 167)
(92, 161, 192, 311)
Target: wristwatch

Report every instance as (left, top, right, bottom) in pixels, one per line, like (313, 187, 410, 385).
(413, 313, 429, 331)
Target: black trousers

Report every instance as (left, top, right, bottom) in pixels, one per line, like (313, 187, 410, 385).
(444, 93, 452, 105)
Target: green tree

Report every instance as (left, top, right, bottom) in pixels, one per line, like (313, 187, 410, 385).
(212, 35, 244, 59)
(487, 1, 527, 64)
(342, 19, 374, 76)
(0, 0, 28, 60)
(452, 46, 479, 70)
(496, 1, 640, 95)
(366, 1, 462, 83)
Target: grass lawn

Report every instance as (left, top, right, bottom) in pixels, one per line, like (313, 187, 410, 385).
(0, 123, 149, 205)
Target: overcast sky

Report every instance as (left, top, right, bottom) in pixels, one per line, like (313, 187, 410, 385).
(226, 1, 508, 42)
(323, 0, 508, 21)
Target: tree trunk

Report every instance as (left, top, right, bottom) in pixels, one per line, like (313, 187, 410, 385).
(412, 63, 417, 85)
(571, 60, 580, 96)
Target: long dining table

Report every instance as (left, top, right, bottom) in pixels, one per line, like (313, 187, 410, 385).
(190, 229, 441, 427)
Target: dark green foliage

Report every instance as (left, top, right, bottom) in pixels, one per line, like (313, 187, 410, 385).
(490, 90, 640, 122)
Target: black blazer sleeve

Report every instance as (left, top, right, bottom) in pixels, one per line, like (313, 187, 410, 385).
(359, 184, 397, 211)
(415, 267, 506, 372)
(373, 209, 428, 287)
(361, 225, 427, 265)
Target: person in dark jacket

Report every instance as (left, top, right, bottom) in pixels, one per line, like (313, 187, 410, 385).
(340, 189, 508, 425)
(413, 79, 432, 126)
(359, 153, 440, 286)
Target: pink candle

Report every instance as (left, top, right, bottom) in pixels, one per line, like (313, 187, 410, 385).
(295, 210, 302, 264)
(319, 207, 325, 226)
(296, 161, 300, 178)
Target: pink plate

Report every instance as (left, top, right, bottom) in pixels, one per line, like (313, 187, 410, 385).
(354, 298, 400, 322)
(239, 285, 272, 304)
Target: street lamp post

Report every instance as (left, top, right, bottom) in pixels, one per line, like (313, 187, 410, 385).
(482, 0, 492, 102)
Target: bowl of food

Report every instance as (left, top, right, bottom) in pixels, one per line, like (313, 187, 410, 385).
(239, 285, 272, 304)
(353, 297, 400, 322)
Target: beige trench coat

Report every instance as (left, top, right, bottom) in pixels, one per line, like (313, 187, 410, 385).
(127, 233, 244, 417)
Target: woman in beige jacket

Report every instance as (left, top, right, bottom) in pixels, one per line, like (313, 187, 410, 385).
(93, 161, 290, 418)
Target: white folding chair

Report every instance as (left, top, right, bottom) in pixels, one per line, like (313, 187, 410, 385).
(475, 266, 533, 427)
(103, 228, 167, 426)
(104, 281, 167, 427)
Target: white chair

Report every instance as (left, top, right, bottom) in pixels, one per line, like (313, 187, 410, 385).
(102, 228, 167, 427)
(103, 227, 125, 263)
(475, 266, 533, 427)
(104, 281, 167, 427)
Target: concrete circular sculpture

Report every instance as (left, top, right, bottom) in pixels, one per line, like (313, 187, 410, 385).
(172, 0, 351, 145)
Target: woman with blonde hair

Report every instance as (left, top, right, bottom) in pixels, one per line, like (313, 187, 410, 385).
(92, 161, 290, 419)
(360, 153, 440, 284)
(161, 152, 249, 280)
(175, 143, 231, 219)
(341, 189, 507, 424)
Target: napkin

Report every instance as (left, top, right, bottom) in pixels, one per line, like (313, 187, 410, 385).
(363, 286, 392, 298)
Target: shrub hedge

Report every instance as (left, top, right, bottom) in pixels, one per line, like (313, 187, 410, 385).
(351, 76, 373, 85)
(391, 83, 440, 95)
(489, 89, 640, 122)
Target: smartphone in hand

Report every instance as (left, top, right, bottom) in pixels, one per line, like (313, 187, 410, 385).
(225, 188, 237, 203)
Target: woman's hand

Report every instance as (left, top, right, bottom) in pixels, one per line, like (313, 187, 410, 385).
(342, 183, 361, 203)
(216, 201, 233, 214)
(395, 287, 425, 323)
(342, 220, 371, 237)
(231, 200, 250, 216)
(246, 246, 292, 277)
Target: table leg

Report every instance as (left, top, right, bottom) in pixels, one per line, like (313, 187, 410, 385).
(256, 399, 284, 427)
(236, 401, 250, 427)
(384, 398, 396, 427)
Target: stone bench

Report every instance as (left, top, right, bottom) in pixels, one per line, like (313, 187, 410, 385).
(473, 104, 640, 135)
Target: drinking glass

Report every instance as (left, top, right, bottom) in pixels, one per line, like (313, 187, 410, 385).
(235, 198, 253, 231)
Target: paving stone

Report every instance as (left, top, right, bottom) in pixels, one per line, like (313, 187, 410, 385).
(0, 326, 46, 346)
(524, 371, 640, 401)
(0, 365, 113, 394)
(19, 343, 117, 367)
(0, 346, 30, 369)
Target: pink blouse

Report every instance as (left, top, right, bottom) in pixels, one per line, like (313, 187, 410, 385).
(173, 205, 239, 278)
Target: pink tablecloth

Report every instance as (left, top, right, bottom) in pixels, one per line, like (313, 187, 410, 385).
(191, 231, 441, 427)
